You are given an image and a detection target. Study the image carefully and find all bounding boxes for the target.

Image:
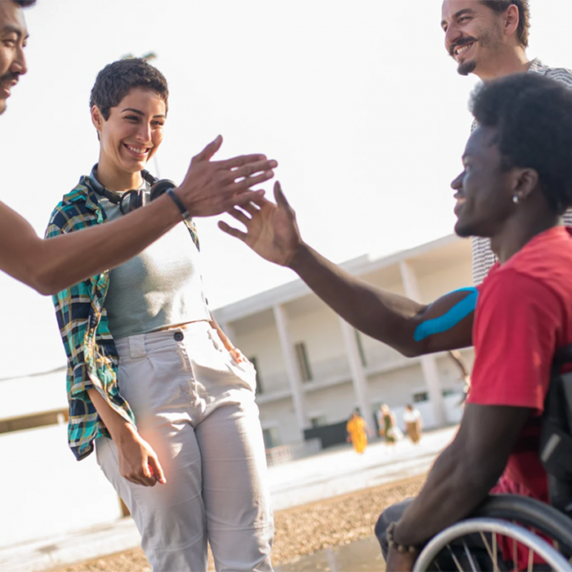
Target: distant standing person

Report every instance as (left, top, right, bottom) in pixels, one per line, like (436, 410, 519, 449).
(403, 405, 423, 445)
(346, 409, 369, 454)
(378, 404, 400, 445)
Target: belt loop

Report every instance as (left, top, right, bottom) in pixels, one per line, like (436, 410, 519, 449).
(128, 334, 147, 359)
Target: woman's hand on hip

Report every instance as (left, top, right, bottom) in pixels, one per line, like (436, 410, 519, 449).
(229, 347, 247, 364)
(116, 425, 167, 487)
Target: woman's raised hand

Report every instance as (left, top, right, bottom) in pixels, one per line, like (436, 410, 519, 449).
(175, 135, 278, 218)
(219, 181, 303, 267)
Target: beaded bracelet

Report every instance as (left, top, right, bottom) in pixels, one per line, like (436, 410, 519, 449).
(166, 188, 192, 222)
(387, 522, 421, 554)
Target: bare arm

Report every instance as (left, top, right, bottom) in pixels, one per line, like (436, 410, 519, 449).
(219, 182, 475, 356)
(87, 388, 166, 487)
(1, 197, 180, 295)
(1, 136, 277, 295)
(287, 243, 474, 356)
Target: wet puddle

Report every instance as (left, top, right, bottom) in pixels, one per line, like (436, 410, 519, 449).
(276, 536, 384, 572)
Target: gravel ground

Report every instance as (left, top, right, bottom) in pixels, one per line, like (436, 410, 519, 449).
(52, 474, 425, 572)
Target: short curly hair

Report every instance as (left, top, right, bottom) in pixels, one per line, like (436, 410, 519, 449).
(471, 73, 572, 215)
(13, 0, 37, 6)
(479, 0, 531, 47)
(90, 58, 169, 120)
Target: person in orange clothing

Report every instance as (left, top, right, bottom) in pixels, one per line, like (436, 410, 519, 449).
(346, 408, 370, 454)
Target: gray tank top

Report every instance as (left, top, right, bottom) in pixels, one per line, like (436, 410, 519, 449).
(90, 173, 210, 340)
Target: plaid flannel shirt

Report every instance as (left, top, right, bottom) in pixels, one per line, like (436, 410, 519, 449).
(46, 176, 199, 460)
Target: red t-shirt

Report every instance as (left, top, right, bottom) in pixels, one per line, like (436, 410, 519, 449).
(467, 226, 572, 503)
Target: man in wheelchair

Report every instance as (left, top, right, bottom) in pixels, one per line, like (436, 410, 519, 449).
(219, 73, 572, 570)
(371, 73, 572, 571)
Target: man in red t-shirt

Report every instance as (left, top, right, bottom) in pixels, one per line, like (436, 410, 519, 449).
(220, 72, 572, 571)
(471, 225, 572, 504)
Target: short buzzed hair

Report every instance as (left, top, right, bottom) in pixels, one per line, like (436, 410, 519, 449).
(13, 0, 37, 7)
(90, 58, 169, 120)
(479, 0, 531, 47)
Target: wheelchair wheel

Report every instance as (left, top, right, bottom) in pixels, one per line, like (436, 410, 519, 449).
(473, 495, 572, 558)
(413, 518, 572, 572)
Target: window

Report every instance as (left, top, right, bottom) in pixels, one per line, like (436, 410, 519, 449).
(294, 342, 313, 382)
(263, 426, 280, 449)
(355, 329, 367, 366)
(413, 391, 429, 403)
(310, 415, 327, 428)
(249, 356, 263, 394)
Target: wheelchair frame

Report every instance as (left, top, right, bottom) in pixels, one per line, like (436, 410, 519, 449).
(413, 495, 572, 572)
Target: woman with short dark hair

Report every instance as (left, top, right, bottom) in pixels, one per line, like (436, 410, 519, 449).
(46, 58, 274, 572)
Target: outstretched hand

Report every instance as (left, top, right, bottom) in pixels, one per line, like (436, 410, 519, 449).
(219, 181, 302, 267)
(176, 135, 278, 218)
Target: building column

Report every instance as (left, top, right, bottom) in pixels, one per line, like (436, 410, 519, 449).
(339, 318, 373, 427)
(273, 304, 310, 433)
(399, 261, 447, 426)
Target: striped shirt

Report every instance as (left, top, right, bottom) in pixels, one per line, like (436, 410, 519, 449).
(471, 59, 572, 285)
(45, 177, 200, 461)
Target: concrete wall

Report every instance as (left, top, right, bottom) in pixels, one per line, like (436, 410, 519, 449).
(258, 397, 300, 445)
(236, 322, 288, 395)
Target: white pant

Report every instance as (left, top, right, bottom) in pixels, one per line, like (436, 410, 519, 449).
(95, 322, 274, 572)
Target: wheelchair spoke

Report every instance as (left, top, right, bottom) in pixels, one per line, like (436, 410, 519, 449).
(512, 537, 518, 572)
(447, 543, 465, 572)
(462, 539, 479, 572)
(527, 544, 534, 572)
(480, 531, 494, 560)
(493, 532, 499, 572)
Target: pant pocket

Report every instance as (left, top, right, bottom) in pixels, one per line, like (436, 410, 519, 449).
(226, 356, 257, 392)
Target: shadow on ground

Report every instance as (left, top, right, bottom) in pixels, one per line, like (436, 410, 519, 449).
(276, 536, 384, 572)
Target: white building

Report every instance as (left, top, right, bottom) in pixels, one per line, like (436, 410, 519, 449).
(212, 233, 475, 448)
(0, 233, 474, 548)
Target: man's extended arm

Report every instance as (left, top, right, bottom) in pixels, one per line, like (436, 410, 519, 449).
(1, 197, 181, 295)
(219, 182, 475, 356)
(386, 404, 531, 570)
(1, 136, 277, 295)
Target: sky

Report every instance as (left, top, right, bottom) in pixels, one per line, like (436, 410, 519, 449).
(1, 0, 570, 379)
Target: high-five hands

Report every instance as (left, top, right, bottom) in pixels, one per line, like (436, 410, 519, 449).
(176, 135, 278, 217)
(218, 181, 302, 267)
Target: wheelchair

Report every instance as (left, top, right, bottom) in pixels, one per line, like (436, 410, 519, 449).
(413, 347, 572, 572)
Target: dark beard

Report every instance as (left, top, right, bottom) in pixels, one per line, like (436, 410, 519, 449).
(457, 59, 477, 76)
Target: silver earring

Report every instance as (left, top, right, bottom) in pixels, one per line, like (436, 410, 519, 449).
(513, 195, 520, 204)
